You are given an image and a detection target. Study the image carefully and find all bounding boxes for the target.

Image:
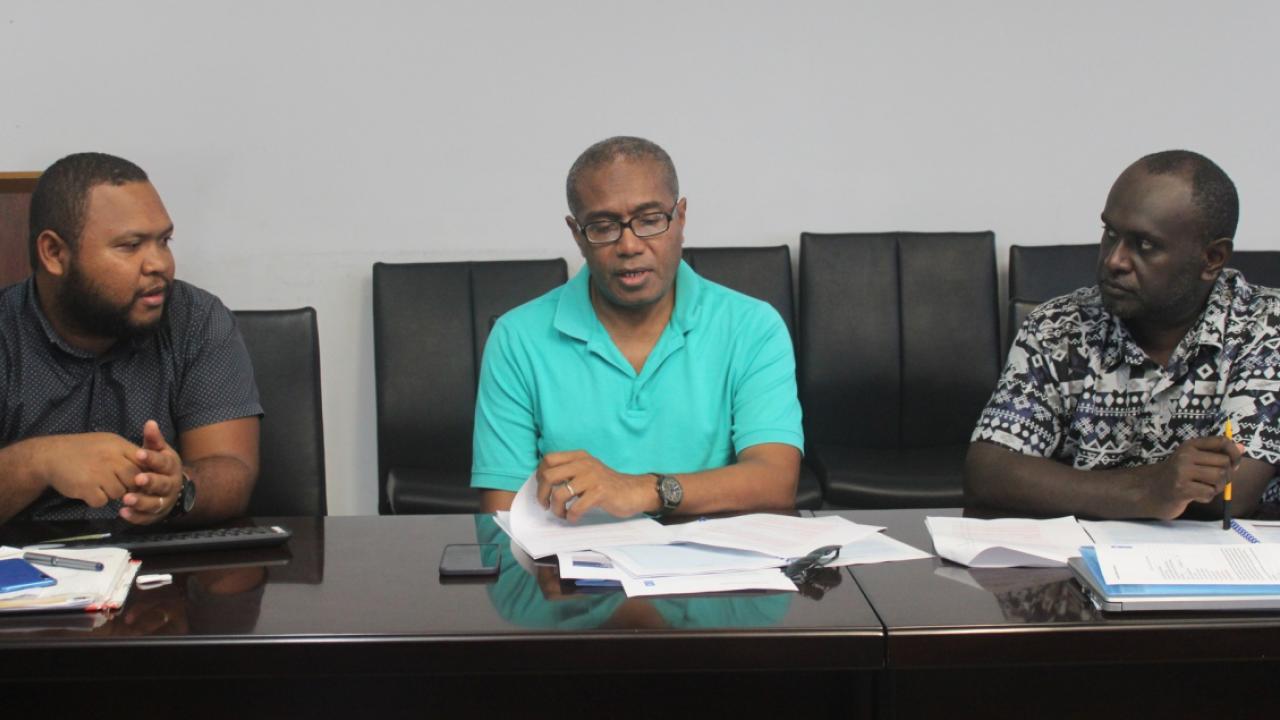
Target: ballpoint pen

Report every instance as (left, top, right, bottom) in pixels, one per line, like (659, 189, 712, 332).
(22, 552, 104, 572)
(1223, 419, 1234, 531)
(27, 532, 113, 549)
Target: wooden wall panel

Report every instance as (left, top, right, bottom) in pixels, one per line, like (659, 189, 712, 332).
(0, 173, 39, 288)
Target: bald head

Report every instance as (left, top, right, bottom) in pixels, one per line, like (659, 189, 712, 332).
(1131, 150, 1237, 245)
(566, 136, 678, 218)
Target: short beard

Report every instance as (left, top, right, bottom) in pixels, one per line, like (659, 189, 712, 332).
(58, 260, 170, 343)
(1102, 258, 1208, 327)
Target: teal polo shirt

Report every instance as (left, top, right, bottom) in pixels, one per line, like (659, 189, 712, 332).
(471, 260, 803, 492)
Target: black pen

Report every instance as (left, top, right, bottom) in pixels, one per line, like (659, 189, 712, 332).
(22, 552, 104, 572)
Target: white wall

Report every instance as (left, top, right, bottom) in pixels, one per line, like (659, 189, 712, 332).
(3, 1, 1276, 515)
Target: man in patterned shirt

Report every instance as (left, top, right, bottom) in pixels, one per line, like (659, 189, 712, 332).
(0, 153, 261, 525)
(966, 150, 1280, 520)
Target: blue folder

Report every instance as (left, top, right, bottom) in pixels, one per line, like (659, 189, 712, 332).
(1070, 547, 1280, 611)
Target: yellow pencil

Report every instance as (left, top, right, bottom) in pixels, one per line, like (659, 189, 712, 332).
(1223, 420, 1234, 530)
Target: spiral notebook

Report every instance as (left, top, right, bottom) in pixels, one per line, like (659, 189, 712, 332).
(1079, 518, 1265, 547)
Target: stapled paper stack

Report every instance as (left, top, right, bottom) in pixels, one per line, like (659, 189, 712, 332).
(925, 516, 1094, 568)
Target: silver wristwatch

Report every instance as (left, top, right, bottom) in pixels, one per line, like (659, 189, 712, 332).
(650, 473, 683, 518)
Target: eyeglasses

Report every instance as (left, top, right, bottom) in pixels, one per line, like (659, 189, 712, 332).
(783, 545, 841, 585)
(574, 202, 679, 246)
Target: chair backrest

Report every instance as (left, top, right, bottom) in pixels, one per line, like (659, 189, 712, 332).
(233, 308, 327, 516)
(372, 259, 568, 514)
(799, 231, 1000, 450)
(1007, 244, 1098, 349)
(1232, 250, 1280, 289)
(682, 245, 795, 339)
(1005, 245, 1280, 347)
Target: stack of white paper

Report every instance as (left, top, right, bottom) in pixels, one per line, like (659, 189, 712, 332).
(0, 546, 139, 613)
(925, 516, 1093, 567)
(507, 475, 670, 558)
(669, 514, 882, 558)
(504, 474, 931, 597)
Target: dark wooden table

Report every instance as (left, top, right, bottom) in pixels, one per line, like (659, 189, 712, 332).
(0, 514, 884, 718)
(827, 508, 1280, 719)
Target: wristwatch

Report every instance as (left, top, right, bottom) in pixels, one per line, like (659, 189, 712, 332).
(649, 473, 683, 518)
(168, 471, 197, 519)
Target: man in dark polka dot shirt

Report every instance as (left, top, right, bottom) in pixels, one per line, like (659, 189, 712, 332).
(965, 150, 1280, 520)
(0, 153, 262, 525)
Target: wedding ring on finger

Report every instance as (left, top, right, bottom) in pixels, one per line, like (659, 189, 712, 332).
(564, 481, 577, 498)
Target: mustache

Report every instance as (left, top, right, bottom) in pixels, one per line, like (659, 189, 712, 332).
(135, 282, 172, 300)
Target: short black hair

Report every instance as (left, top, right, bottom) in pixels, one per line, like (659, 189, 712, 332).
(1138, 149, 1238, 243)
(28, 152, 149, 271)
(566, 136, 679, 218)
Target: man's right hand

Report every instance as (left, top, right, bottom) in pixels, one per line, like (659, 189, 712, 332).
(38, 433, 145, 508)
(1133, 435, 1243, 520)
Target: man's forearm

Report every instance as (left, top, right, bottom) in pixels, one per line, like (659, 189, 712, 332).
(480, 457, 798, 517)
(179, 455, 256, 523)
(963, 441, 1147, 518)
(670, 445, 800, 516)
(0, 439, 50, 524)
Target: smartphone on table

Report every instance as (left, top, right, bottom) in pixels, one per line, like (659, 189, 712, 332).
(0, 559, 57, 593)
(439, 544, 501, 577)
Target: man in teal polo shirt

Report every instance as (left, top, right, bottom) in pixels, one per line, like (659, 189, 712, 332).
(472, 136, 803, 521)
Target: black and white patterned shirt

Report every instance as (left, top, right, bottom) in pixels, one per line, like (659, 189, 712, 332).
(973, 269, 1280, 501)
(0, 278, 262, 520)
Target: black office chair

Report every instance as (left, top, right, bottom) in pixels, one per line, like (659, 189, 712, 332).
(1006, 244, 1098, 352)
(373, 259, 568, 514)
(233, 308, 327, 516)
(682, 245, 819, 510)
(1006, 245, 1280, 352)
(1232, 250, 1280, 289)
(799, 232, 1000, 508)
(683, 245, 796, 339)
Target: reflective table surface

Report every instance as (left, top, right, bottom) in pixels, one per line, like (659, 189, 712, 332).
(827, 508, 1280, 718)
(0, 514, 883, 679)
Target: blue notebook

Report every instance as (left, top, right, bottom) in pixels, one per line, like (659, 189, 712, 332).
(1070, 546, 1280, 611)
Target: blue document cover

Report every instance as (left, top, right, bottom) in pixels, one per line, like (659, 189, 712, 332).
(1078, 546, 1280, 597)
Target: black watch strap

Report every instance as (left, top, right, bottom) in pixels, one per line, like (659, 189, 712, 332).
(168, 471, 196, 519)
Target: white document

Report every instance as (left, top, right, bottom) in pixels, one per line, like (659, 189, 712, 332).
(556, 551, 623, 581)
(671, 514, 882, 559)
(925, 516, 1092, 568)
(507, 474, 669, 558)
(1081, 519, 1254, 546)
(508, 474, 881, 560)
(1094, 543, 1280, 586)
(493, 510, 513, 537)
(619, 568, 797, 597)
(598, 543, 784, 578)
(1240, 521, 1280, 544)
(828, 532, 933, 567)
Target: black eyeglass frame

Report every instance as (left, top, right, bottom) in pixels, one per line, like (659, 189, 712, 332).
(573, 201, 681, 246)
(783, 545, 842, 585)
